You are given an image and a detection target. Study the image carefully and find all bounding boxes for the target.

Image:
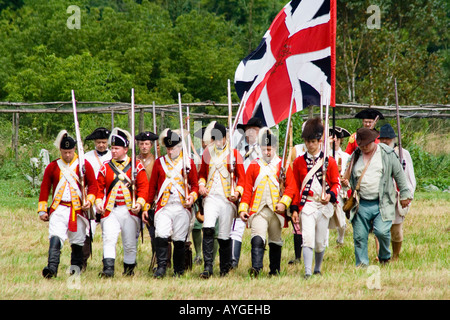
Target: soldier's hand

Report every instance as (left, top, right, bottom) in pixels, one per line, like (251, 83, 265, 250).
(199, 185, 208, 197)
(82, 200, 91, 211)
(229, 191, 240, 202)
(39, 212, 49, 221)
(185, 195, 194, 208)
(275, 202, 286, 214)
(291, 211, 299, 224)
(131, 203, 142, 214)
(96, 203, 105, 215)
(142, 211, 149, 224)
(240, 211, 249, 222)
(341, 178, 349, 187)
(320, 193, 331, 205)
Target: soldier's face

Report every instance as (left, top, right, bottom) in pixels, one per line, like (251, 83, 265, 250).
(111, 146, 128, 160)
(166, 144, 182, 160)
(261, 146, 275, 162)
(94, 139, 108, 153)
(362, 119, 375, 128)
(60, 148, 75, 163)
(245, 127, 260, 145)
(138, 140, 152, 155)
(305, 139, 321, 155)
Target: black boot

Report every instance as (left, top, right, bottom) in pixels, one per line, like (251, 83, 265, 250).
(123, 263, 136, 276)
(42, 236, 61, 279)
(99, 258, 115, 278)
(249, 236, 265, 277)
(153, 237, 169, 278)
(268, 243, 282, 276)
(173, 241, 186, 277)
(288, 234, 302, 264)
(218, 238, 232, 277)
(70, 244, 84, 275)
(230, 239, 242, 269)
(81, 235, 91, 272)
(200, 227, 215, 279)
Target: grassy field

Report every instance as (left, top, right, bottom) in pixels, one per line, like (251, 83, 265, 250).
(0, 178, 448, 301)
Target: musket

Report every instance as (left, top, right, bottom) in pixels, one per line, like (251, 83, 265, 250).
(130, 89, 143, 243)
(71, 90, 94, 256)
(152, 101, 159, 157)
(394, 79, 406, 170)
(279, 91, 295, 196)
(178, 93, 191, 205)
(321, 98, 330, 201)
(227, 79, 236, 196)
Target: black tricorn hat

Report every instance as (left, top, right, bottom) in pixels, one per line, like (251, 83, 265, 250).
(136, 131, 158, 141)
(259, 127, 277, 147)
(54, 130, 76, 150)
(355, 108, 384, 120)
(85, 127, 111, 141)
(61, 135, 76, 150)
(302, 117, 324, 140)
(329, 126, 351, 139)
(110, 128, 130, 147)
(160, 129, 181, 148)
(237, 117, 264, 131)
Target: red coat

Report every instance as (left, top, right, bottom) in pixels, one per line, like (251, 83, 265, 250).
(198, 146, 246, 198)
(97, 158, 148, 218)
(147, 155, 199, 213)
(239, 157, 297, 228)
(292, 153, 340, 212)
(38, 156, 98, 231)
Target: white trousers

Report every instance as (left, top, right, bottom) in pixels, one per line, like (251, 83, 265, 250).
(154, 201, 190, 241)
(230, 218, 246, 241)
(249, 206, 283, 246)
(49, 205, 88, 246)
(203, 194, 235, 240)
(301, 210, 330, 253)
(101, 205, 140, 264)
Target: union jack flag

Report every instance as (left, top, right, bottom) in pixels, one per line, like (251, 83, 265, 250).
(234, 0, 336, 128)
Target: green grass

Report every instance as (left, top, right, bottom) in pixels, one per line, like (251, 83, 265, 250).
(0, 179, 448, 300)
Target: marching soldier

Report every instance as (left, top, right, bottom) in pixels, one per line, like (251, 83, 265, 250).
(143, 129, 199, 278)
(230, 116, 264, 269)
(95, 128, 148, 278)
(82, 127, 111, 270)
(239, 127, 297, 277)
(328, 126, 351, 245)
(345, 108, 384, 155)
(198, 121, 245, 278)
(38, 130, 97, 278)
(291, 118, 341, 279)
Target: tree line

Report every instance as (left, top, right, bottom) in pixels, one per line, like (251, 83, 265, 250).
(0, 0, 447, 136)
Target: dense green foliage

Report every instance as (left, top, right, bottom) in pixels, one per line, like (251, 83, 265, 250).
(0, 0, 448, 191)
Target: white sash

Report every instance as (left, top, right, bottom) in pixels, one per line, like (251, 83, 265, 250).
(56, 159, 82, 199)
(156, 155, 186, 203)
(253, 158, 281, 191)
(206, 144, 230, 183)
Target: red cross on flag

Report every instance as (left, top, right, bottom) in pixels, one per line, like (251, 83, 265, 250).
(234, 0, 336, 128)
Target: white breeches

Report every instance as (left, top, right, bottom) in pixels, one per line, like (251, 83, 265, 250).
(203, 194, 235, 240)
(301, 210, 330, 252)
(154, 201, 190, 241)
(101, 205, 140, 264)
(229, 218, 246, 241)
(48, 205, 88, 246)
(249, 206, 283, 246)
